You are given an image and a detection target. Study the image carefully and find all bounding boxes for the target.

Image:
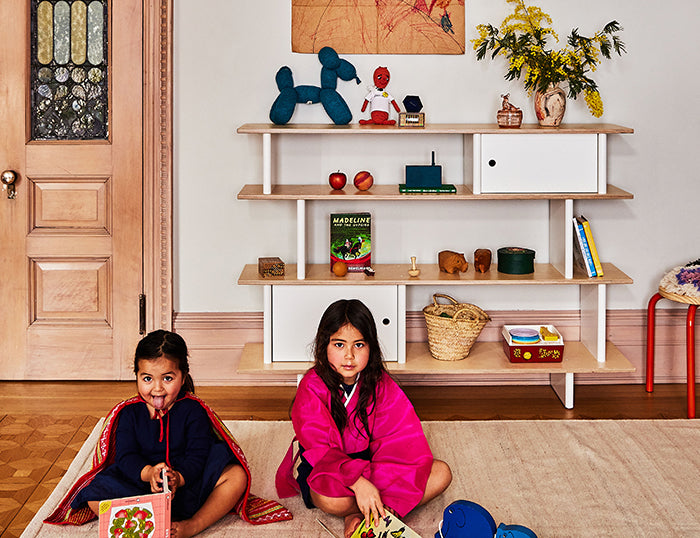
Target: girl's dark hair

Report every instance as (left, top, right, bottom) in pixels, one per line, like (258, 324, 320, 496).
(133, 329, 195, 393)
(312, 299, 386, 437)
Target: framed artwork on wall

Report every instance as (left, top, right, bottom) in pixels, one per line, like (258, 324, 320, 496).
(292, 0, 465, 54)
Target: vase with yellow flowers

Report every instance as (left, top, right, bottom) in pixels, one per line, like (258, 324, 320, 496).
(473, 0, 626, 126)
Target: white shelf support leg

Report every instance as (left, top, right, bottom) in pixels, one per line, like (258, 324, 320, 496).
(263, 133, 272, 194)
(263, 285, 272, 363)
(472, 133, 482, 194)
(550, 199, 573, 278)
(397, 285, 406, 364)
(297, 200, 306, 280)
(550, 372, 575, 408)
(581, 283, 607, 362)
(597, 134, 607, 194)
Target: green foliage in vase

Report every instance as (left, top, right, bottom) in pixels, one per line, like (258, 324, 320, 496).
(472, 0, 626, 117)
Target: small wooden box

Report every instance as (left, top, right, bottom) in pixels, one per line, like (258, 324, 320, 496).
(258, 257, 285, 277)
(501, 325, 564, 363)
(398, 112, 425, 128)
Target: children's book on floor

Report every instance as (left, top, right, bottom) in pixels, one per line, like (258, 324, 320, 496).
(330, 212, 372, 272)
(99, 468, 171, 538)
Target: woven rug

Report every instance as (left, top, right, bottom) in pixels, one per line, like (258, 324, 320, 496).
(22, 419, 700, 537)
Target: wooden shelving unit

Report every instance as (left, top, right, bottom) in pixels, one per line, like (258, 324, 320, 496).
(236, 122, 635, 408)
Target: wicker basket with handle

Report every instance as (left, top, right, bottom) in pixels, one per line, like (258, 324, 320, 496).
(423, 293, 490, 361)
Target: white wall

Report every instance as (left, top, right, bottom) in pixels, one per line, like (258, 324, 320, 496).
(174, 1, 699, 313)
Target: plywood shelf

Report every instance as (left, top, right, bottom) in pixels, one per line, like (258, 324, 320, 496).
(237, 123, 634, 135)
(237, 183, 633, 201)
(238, 263, 632, 286)
(238, 342, 635, 376)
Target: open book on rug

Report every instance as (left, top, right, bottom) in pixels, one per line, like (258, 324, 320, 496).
(350, 511, 420, 538)
(98, 468, 171, 538)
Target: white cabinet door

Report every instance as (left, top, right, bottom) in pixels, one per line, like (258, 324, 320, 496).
(271, 286, 400, 362)
(479, 134, 598, 193)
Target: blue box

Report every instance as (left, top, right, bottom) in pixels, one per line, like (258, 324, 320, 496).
(405, 151, 442, 188)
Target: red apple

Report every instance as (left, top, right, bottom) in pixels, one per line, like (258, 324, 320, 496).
(353, 170, 373, 191)
(328, 170, 347, 190)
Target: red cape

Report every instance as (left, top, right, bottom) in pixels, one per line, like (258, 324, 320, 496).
(45, 393, 292, 526)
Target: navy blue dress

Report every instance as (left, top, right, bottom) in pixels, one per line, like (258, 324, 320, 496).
(72, 394, 238, 520)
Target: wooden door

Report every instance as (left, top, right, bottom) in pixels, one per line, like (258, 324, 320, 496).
(0, 0, 144, 379)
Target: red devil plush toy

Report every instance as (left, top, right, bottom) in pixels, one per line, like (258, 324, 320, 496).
(360, 66, 401, 125)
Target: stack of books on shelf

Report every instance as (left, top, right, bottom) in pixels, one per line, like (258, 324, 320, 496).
(573, 215, 603, 277)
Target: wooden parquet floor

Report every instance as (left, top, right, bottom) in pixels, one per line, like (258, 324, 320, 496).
(0, 415, 98, 538)
(0, 381, 694, 537)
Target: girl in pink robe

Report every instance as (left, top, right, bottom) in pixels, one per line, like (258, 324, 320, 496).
(276, 299, 451, 537)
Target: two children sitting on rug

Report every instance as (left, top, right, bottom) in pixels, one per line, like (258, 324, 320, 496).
(46, 300, 451, 538)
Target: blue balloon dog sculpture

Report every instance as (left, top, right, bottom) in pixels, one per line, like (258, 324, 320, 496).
(269, 46, 360, 125)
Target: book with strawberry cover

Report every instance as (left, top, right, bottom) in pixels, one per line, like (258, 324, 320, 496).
(98, 468, 171, 538)
(330, 212, 371, 272)
(350, 511, 421, 538)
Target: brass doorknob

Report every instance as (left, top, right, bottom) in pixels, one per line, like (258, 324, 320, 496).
(1, 170, 17, 199)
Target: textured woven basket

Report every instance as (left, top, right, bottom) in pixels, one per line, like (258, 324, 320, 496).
(423, 294, 490, 361)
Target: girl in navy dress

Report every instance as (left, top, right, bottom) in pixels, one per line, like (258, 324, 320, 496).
(46, 330, 291, 536)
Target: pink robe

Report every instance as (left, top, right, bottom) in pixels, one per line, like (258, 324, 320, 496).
(275, 370, 433, 517)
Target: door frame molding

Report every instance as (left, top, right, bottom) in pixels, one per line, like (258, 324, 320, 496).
(143, 0, 173, 331)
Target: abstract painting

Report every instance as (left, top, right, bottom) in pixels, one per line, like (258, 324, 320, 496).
(292, 0, 465, 54)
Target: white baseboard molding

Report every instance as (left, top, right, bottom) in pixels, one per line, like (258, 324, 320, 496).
(173, 309, 696, 386)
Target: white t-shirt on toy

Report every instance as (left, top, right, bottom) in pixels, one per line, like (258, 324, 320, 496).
(364, 88, 394, 114)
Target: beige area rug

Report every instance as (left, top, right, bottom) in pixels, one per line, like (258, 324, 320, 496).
(22, 419, 700, 537)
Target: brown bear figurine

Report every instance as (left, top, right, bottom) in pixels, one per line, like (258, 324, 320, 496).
(474, 249, 492, 273)
(438, 250, 469, 274)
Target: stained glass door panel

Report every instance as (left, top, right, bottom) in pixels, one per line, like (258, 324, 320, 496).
(31, 0, 108, 140)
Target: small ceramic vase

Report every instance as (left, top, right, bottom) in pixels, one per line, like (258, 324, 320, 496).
(534, 84, 566, 127)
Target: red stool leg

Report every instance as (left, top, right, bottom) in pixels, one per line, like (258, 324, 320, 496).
(687, 304, 697, 418)
(646, 293, 663, 392)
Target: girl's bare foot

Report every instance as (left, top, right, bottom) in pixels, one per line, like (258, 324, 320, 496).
(344, 512, 363, 538)
(171, 520, 197, 538)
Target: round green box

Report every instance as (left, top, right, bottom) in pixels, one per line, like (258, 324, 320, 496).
(497, 247, 535, 274)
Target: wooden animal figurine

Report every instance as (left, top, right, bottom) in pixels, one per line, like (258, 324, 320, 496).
(474, 249, 492, 273)
(438, 250, 469, 274)
(408, 256, 421, 277)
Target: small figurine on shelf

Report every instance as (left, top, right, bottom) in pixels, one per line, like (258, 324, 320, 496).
(359, 67, 401, 125)
(438, 250, 469, 274)
(474, 249, 492, 273)
(496, 93, 523, 128)
(408, 256, 421, 277)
